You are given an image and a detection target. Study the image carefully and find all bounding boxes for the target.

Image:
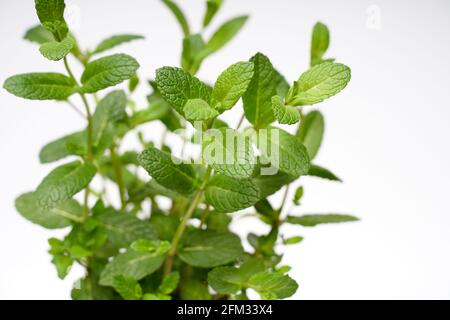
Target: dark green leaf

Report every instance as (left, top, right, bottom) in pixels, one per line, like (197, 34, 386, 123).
(308, 164, 342, 182)
(35, 0, 68, 40)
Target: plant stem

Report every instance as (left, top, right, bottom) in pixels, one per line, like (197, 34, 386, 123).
(109, 144, 126, 209)
(163, 167, 212, 275)
(236, 113, 245, 129)
(278, 184, 290, 217)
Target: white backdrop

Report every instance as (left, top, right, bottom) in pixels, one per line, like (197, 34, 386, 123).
(1, 0, 450, 299)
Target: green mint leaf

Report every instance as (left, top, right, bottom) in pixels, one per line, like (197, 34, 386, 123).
(35, 160, 96, 209)
(92, 34, 144, 55)
(205, 175, 260, 213)
(243, 53, 278, 128)
(286, 214, 359, 227)
(3, 73, 76, 100)
(158, 271, 180, 295)
(15, 192, 82, 228)
(296, 110, 324, 159)
(39, 34, 74, 61)
(181, 34, 206, 74)
(96, 211, 158, 248)
(275, 69, 290, 98)
(51, 255, 73, 279)
(293, 186, 304, 205)
(138, 147, 199, 194)
(203, 0, 223, 27)
(39, 130, 86, 163)
(206, 211, 231, 232)
(112, 275, 143, 300)
(283, 236, 303, 245)
(180, 279, 211, 300)
(311, 22, 330, 66)
(257, 127, 310, 178)
(155, 66, 211, 115)
(183, 98, 218, 121)
(271, 95, 300, 125)
(211, 61, 254, 111)
(203, 15, 248, 56)
(247, 271, 298, 299)
(308, 164, 342, 182)
(130, 239, 171, 255)
(80, 53, 139, 93)
(130, 99, 171, 128)
(178, 230, 243, 267)
(142, 293, 171, 300)
(35, 0, 68, 40)
(286, 62, 351, 106)
(99, 243, 169, 286)
(24, 24, 54, 44)
(202, 128, 256, 179)
(252, 171, 296, 199)
(128, 73, 139, 93)
(161, 0, 190, 37)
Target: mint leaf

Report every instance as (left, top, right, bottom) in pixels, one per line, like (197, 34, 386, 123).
(178, 230, 243, 267)
(271, 95, 300, 125)
(253, 171, 296, 199)
(311, 22, 330, 66)
(3, 73, 76, 100)
(247, 271, 298, 299)
(183, 98, 218, 121)
(39, 131, 86, 163)
(99, 245, 168, 286)
(161, 0, 190, 37)
(92, 34, 144, 55)
(39, 34, 74, 61)
(180, 279, 211, 300)
(243, 53, 278, 128)
(142, 293, 171, 300)
(158, 272, 180, 295)
(35, 160, 96, 209)
(212, 61, 254, 111)
(286, 62, 351, 106)
(35, 0, 68, 40)
(80, 54, 139, 93)
(51, 255, 73, 279)
(155, 66, 211, 115)
(181, 34, 206, 73)
(138, 147, 198, 194)
(286, 214, 359, 227)
(96, 211, 158, 248)
(24, 25, 54, 44)
(283, 236, 303, 245)
(308, 164, 342, 182)
(203, 0, 223, 28)
(205, 175, 260, 212)
(257, 127, 310, 178)
(15, 192, 82, 228)
(204, 16, 248, 56)
(297, 110, 324, 159)
(293, 186, 304, 205)
(112, 275, 143, 300)
(202, 128, 256, 179)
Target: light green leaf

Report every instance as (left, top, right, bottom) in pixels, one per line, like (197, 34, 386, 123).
(24, 25, 54, 44)
(96, 211, 158, 248)
(283, 236, 303, 245)
(256, 127, 310, 178)
(3, 73, 76, 100)
(39, 35, 74, 61)
(51, 255, 73, 279)
(183, 98, 218, 121)
(15, 192, 83, 228)
(286, 214, 359, 227)
(138, 147, 198, 194)
(205, 175, 260, 213)
(211, 61, 254, 111)
(247, 271, 298, 299)
(202, 128, 256, 179)
(161, 0, 190, 37)
(35, 160, 96, 209)
(39, 131, 86, 163)
(293, 186, 304, 206)
(286, 62, 351, 106)
(311, 22, 330, 66)
(243, 53, 278, 128)
(308, 164, 342, 182)
(181, 34, 206, 74)
(80, 54, 139, 93)
(155, 66, 211, 115)
(35, 0, 68, 40)
(92, 34, 144, 55)
(112, 275, 142, 300)
(178, 230, 243, 267)
(203, 15, 248, 56)
(142, 293, 171, 300)
(158, 272, 180, 295)
(296, 110, 324, 159)
(203, 0, 223, 28)
(130, 239, 171, 255)
(128, 73, 139, 93)
(99, 245, 169, 286)
(271, 95, 300, 125)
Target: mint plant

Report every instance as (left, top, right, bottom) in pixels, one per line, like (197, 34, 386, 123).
(4, 0, 357, 300)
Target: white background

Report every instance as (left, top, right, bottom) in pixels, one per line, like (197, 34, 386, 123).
(1, 0, 450, 299)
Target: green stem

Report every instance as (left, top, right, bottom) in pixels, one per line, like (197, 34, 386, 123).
(109, 144, 127, 209)
(163, 167, 212, 275)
